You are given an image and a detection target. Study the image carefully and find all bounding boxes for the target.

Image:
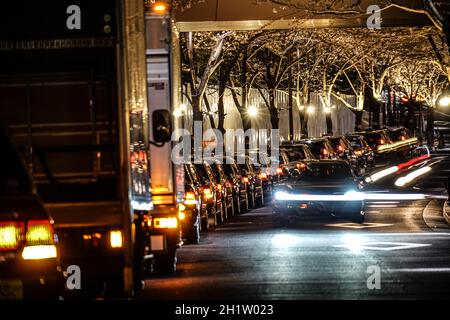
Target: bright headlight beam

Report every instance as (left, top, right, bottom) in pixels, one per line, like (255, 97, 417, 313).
(366, 166, 398, 183)
(274, 191, 426, 201)
(395, 166, 432, 187)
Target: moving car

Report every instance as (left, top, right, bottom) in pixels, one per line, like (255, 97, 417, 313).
(0, 128, 63, 299)
(272, 160, 365, 224)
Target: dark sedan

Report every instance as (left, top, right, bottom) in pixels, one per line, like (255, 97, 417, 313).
(296, 138, 337, 160)
(272, 160, 365, 224)
(0, 128, 63, 299)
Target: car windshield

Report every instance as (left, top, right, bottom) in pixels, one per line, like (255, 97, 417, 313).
(210, 163, 223, 182)
(292, 163, 353, 182)
(283, 147, 308, 162)
(0, 129, 33, 196)
(347, 136, 363, 147)
(388, 129, 408, 142)
(328, 138, 342, 149)
(303, 141, 325, 157)
(362, 133, 385, 148)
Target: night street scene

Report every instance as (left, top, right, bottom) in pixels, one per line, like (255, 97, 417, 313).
(1, 0, 450, 315)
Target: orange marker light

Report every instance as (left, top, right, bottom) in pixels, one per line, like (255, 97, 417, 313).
(152, 2, 168, 14)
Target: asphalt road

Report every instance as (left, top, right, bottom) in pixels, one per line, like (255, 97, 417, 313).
(138, 195, 450, 300)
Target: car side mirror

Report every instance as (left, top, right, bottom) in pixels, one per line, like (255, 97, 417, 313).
(152, 109, 172, 143)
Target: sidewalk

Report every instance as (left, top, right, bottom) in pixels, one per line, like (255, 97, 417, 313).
(444, 201, 450, 225)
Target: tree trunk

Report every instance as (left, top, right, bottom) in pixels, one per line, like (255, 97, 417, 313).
(269, 89, 279, 130)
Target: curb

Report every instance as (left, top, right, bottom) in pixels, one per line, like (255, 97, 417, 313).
(423, 199, 449, 231)
(444, 202, 450, 225)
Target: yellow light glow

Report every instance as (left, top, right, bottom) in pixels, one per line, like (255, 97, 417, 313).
(0, 225, 21, 250)
(307, 106, 315, 114)
(439, 96, 450, 107)
(152, 2, 168, 14)
(179, 204, 186, 212)
(26, 221, 53, 246)
(247, 106, 258, 117)
(377, 137, 418, 153)
(178, 212, 186, 220)
(203, 188, 213, 199)
(22, 245, 57, 260)
(153, 217, 178, 229)
(394, 166, 432, 187)
(110, 230, 123, 248)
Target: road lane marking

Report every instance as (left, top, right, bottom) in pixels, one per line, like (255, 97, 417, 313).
(386, 268, 450, 273)
(367, 205, 398, 208)
(326, 222, 393, 229)
(334, 241, 432, 251)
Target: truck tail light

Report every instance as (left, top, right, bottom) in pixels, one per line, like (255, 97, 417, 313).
(153, 217, 178, 229)
(322, 148, 329, 158)
(0, 222, 24, 251)
(110, 230, 123, 248)
(22, 220, 57, 260)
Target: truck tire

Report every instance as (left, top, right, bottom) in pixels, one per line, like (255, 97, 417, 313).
(154, 251, 177, 274)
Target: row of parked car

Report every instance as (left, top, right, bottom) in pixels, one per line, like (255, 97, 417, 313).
(180, 127, 418, 243)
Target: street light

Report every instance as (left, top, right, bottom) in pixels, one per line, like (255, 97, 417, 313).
(248, 105, 258, 117)
(439, 96, 450, 108)
(324, 106, 332, 114)
(307, 105, 315, 114)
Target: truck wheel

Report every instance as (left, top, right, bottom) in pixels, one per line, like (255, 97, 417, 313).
(154, 251, 177, 274)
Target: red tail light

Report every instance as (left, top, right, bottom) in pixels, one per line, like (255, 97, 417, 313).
(0, 222, 25, 251)
(322, 148, 329, 157)
(276, 167, 283, 175)
(243, 177, 249, 184)
(379, 139, 385, 145)
(400, 136, 406, 141)
(25, 220, 55, 246)
(259, 173, 268, 180)
(338, 145, 344, 152)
